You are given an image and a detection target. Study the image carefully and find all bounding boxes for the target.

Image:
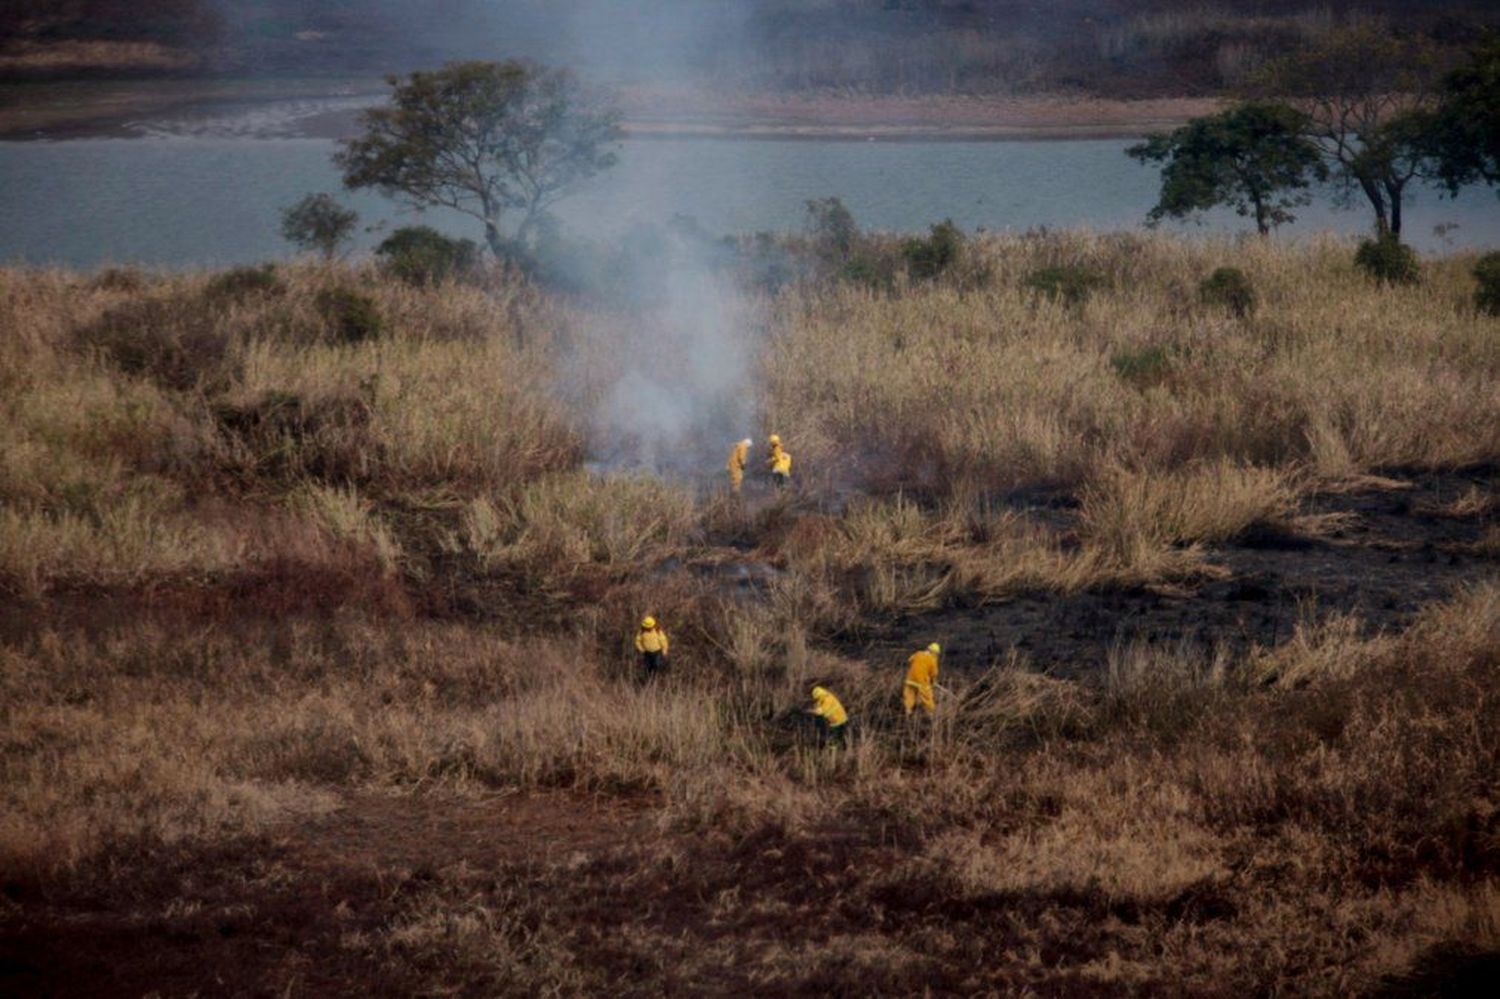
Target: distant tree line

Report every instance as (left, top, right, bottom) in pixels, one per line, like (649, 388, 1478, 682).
(1129, 30, 1500, 287)
(8, 1, 1500, 98)
(0, 0, 220, 48)
(1132, 30, 1500, 239)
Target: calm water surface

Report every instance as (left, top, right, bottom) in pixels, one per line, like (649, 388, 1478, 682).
(1, 135, 1496, 268)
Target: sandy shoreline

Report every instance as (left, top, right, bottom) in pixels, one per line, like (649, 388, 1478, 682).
(0, 80, 1221, 141)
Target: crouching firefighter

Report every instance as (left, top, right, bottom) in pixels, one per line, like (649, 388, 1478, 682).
(767, 433, 793, 489)
(635, 615, 669, 679)
(808, 685, 849, 747)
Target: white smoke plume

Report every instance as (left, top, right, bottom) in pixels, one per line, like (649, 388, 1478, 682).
(547, 3, 767, 481)
(575, 241, 762, 480)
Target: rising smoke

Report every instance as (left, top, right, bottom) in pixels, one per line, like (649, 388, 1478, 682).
(582, 250, 761, 478)
(546, 3, 767, 480)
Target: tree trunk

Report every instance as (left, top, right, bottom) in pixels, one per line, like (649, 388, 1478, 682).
(1358, 175, 1391, 236)
(1385, 179, 1405, 238)
(1250, 189, 1270, 236)
(484, 218, 508, 260)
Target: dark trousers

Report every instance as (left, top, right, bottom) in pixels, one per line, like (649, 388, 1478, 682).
(772, 471, 790, 490)
(640, 651, 664, 678)
(820, 720, 847, 747)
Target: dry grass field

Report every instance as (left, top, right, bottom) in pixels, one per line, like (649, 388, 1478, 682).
(2, 232, 1498, 995)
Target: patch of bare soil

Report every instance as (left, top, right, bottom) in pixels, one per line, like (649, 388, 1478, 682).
(0, 790, 651, 997)
(0, 790, 1229, 997)
(853, 470, 1500, 677)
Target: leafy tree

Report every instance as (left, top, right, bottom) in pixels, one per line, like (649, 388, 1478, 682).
(337, 60, 621, 259)
(279, 193, 358, 259)
(1429, 35, 1500, 199)
(1253, 28, 1441, 237)
(805, 197, 859, 261)
(1128, 102, 1326, 236)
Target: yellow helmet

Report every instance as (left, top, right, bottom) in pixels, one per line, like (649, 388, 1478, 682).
(928, 642, 941, 655)
(768, 434, 782, 446)
(641, 615, 656, 630)
(811, 685, 828, 699)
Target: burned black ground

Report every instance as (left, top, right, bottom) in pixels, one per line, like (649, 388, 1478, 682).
(852, 470, 1499, 678)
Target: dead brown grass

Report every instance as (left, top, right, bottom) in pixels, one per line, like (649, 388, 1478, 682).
(2, 237, 1498, 993)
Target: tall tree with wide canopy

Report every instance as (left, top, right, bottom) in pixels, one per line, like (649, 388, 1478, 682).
(1128, 102, 1327, 236)
(1253, 28, 1441, 238)
(1429, 34, 1500, 199)
(337, 60, 621, 259)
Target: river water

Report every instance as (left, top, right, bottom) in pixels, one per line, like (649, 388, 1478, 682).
(1, 134, 1496, 269)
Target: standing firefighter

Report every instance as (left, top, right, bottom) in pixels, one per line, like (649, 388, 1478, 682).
(808, 685, 849, 747)
(767, 433, 793, 489)
(635, 615, 669, 678)
(903, 642, 940, 716)
(727, 437, 752, 494)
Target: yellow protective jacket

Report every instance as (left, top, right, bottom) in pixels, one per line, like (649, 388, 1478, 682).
(905, 649, 938, 688)
(635, 626, 669, 654)
(810, 688, 848, 727)
(769, 447, 792, 476)
(727, 440, 749, 474)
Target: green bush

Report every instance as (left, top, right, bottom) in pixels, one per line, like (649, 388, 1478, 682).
(204, 264, 283, 302)
(76, 298, 230, 392)
(1025, 264, 1107, 306)
(842, 251, 899, 292)
(1110, 345, 1174, 390)
(1473, 251, 1500, 317)
(1354, 234, 1419, 285)
(1199, 266, 1257, 317)
(806, 196, 859, 262)
(89, 267, 147, 293)
(901, 219, 963, 281)
(376, 226, 479, 286)
(315, 288, 384, 344)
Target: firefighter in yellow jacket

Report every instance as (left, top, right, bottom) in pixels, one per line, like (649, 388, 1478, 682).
(808, 685, 849, 746)
(635, 615, 669, 678)
(767, 433, 792, 488)
(903, 642, 940, 715)
(727, 438, 751, 494)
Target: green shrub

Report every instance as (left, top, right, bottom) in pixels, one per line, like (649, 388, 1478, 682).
(901, 219, 963, 281)
(89, 267, 147, 293)
(315, 288, 384, 344)
(1025, 264, 1107, 305)
(1110, 345, 1174, 390)
(1473, 251, 1500, 317)
(76, 298, 230, 392)
(1354, 234, 1419, 285)
(842, 251, 899, 291)
(376, 226, 478, 286)
(204, 264, 283, 302)
(806, 196, 859, 262)
(1199, 266, 1257, 317)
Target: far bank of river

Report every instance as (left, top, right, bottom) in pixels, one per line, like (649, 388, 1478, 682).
(0, 79, 1218, 142)
(0, 136, 1495, 269)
